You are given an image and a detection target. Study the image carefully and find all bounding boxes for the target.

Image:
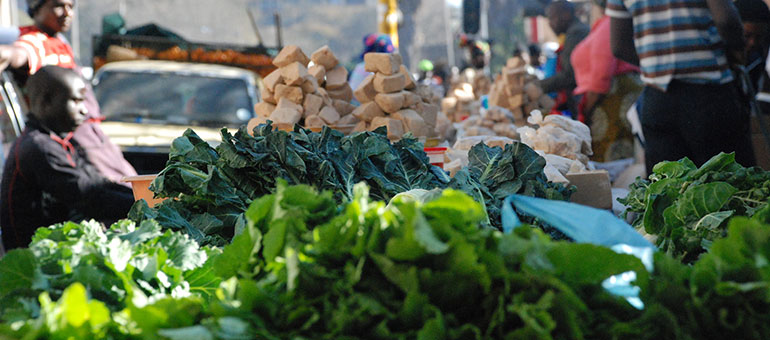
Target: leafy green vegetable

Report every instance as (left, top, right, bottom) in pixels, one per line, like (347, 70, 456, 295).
(449, 142, 574, 234)
(137, 124, 570, 245)
(620, 152, 770, 263)
(7, 184, 770, 339)
(200, 181, 640, 339)
(0, 219, 217, 323)
(610, 217, 770, 339)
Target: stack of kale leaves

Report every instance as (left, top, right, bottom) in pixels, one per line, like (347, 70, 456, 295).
(619, 152, 770, 264)
(130, 123, 573, 245)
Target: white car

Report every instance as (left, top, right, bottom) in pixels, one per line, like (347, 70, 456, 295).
(92, 60, 261, 173)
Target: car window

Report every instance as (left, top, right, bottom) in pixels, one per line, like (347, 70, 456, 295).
(0, 73, 25, 166)
(93, 71, 255, 127)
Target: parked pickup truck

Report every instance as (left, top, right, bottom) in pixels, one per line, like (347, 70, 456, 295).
(92, 60, 261, 174)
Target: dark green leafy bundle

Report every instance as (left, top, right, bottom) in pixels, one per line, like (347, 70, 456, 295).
(0, 219, 220, 328)
(619, 152, 770, 263)
(135, 124, 450, 246)
(204, 181, 644, 339)
(137, 124, 570, 245)
(449, 142, 574, 234)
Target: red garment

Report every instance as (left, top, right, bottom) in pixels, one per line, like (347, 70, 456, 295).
(571, 16, 639, 96)
(14, 26, 77, 74)
(571, 16, 639, 121)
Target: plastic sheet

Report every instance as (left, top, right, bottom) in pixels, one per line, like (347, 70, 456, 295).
(502, 194, 656, 309)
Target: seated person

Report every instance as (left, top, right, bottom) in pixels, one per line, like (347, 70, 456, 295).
(1, 66, 135, 250)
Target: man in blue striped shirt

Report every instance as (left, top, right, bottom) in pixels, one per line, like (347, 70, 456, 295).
(607, 0, 756, 173)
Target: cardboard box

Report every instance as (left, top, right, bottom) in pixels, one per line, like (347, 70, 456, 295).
(564, 170, 612, 210)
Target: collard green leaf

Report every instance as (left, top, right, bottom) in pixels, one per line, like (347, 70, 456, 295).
(643, 194, 671, 235)
(693, 211, 735, 232)
(146, 124, 451, 245)
(168, 129, 220, 166)
(0, 249, 46, 298)
(662, 182, 737, 228)
(652, 157, 697, 179)
(623, 152, 770, 264)
(690, 152, 742, 179)
(116, 219, 163, 244)
(450, 142, 571, 232)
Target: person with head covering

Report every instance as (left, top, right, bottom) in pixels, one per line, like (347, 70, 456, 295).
(540, 0, 590, 116)
(570, 0, 643, 162)
(348, 33, 396, 93)
(1, 66, 135, 250)
(0, 0, 138, 184)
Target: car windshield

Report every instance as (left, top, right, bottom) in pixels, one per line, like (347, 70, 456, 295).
(93, 71, 255, 127)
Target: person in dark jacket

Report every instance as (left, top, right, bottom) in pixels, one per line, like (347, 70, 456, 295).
(0, 0, 138, 184)
(0, 66, 134, 250)
(540, 0, 590, 116)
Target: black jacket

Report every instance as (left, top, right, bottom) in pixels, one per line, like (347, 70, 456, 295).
(1, 116, 134, 250)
